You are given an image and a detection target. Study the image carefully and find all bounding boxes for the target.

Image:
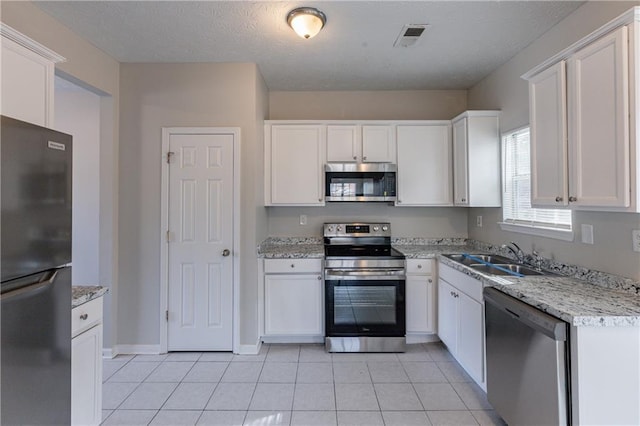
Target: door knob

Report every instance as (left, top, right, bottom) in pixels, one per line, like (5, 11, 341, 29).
(222, 249, 231, 257)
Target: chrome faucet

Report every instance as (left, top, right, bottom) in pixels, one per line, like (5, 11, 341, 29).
(531, 250, 544, 271)
(502, 242, 525, 264)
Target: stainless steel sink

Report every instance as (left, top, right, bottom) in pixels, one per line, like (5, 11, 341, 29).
(468, 263, 544, 276)
(444, 253, 546, 277)
(444, 253, 512, 266)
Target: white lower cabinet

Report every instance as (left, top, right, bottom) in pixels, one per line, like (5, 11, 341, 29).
(262, 259, 324, 341)
(405, 259, 437, 342)
(437, 262, 486, 390)
(71, 297, 103, 426)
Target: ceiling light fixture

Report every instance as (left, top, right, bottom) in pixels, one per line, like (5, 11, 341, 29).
(287, 7, 326, 39)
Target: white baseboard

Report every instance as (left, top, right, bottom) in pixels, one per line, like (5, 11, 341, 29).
(261, 336, 324, 344)
(105, 344, 161, 357)
(237, 339, 262, 355)
(406, 333, 440, 344)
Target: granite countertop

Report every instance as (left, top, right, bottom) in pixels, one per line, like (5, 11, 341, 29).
(439, 256, 640, 328)
(72, 286, 108, 308)
(257, 236, 640, 327)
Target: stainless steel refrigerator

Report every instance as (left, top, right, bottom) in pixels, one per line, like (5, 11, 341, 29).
(1, 115, 73, 425)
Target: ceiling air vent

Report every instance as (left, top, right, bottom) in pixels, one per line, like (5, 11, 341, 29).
(393, 24, 429, 48)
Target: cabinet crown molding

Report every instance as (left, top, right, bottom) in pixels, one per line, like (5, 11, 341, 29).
(1, 23, 66, 63)
(522, 6, 640, 80)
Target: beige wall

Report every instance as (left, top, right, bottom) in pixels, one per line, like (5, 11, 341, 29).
(267, 89, 468, 238)
(1, 1, 121, 348)
(118, 63, 265, 347)
(468, 1, 640, 281)
(270, 90, 467, 120)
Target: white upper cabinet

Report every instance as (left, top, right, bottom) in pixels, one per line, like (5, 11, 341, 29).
(529, 61, 569, 206)
(1, 24, 65, 127)
(265, 124, 325, 206)
(327, 123, 395, 163)
(396, 123, 453, 206)
(525, 9, 640, 212)
(568, 26, 630, 208)
(451, 111, 501, 207)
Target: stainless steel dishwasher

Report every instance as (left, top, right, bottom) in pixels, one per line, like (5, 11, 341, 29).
(484, 288, 570, 426)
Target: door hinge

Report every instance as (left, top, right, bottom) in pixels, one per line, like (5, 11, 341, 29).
(166, 151, 175, 164)
(166, 230, 170, 243)
(166, 310, 169, 321)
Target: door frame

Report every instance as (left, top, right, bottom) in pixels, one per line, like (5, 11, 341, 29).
(159, 127, 241, 354)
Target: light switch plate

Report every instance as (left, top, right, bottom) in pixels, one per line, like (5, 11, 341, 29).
(476, 216, 482, 227)
(581, 224, 594, 245)
(299, 214, 307, 226)
(633, 230, 640, 252)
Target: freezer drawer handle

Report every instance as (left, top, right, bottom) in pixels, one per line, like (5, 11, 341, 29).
(0, 269, 59, 301)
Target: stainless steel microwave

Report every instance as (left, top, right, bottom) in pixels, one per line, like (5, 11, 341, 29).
(325, 163, 397, 202)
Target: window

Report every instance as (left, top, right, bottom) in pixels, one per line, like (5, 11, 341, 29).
(500, 127, 573, 240)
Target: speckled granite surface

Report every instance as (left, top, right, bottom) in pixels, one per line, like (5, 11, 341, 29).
(72, 286, 108, 308)
(257, 237, 324, 259)
(258, 236, 640, 328)
(439, 256, 640, 327)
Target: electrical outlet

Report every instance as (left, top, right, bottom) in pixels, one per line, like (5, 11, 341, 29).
(633, 230, 640, 252)
(299, 214, 307, 226)
(581, 224, 594, 245)
(476, 216, 482, 227)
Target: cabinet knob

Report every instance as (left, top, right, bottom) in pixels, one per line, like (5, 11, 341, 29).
(461, 198, 466, 203)
(290, 264, 295, 268)
(80, 313, 88, 321)
(555, 196, 563, 202)
(363, 156, 367, 161)
(417, 264, 422, 269)
(428, 278, 432, 283)
(353, 156, 357, 160)
(317, 276, 322, 280)
(318, 198, 322, 202)
(569, 196, 577, 202)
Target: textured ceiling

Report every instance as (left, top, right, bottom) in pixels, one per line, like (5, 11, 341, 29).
(34, 1, 584, 91)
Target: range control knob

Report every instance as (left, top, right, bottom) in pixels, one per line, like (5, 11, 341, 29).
(382, 225, 389, 232)
(336, 225, 343, 232)
(327, 225, 335, 232)
(373, 226, 380, 232)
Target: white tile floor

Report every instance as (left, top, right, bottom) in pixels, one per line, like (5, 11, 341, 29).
(101, 343, 506, 426)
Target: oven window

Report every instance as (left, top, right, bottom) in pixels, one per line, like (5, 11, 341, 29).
(325, 279, 405, 337)
(334, 286, 396, 325)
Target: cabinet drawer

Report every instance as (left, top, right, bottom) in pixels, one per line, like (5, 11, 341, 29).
(72, 297, 103, 338)
(264, 259, 322, 274)
(439, 263, 484, 302)
(406, 259, 433, 275)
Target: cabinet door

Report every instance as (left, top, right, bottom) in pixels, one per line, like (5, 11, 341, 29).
(327, 125, 359, 162)
(72, 324, 102, 426)
(362, 125, 394, 162)
(265, 274, 323, 335)
(529, 61, 569, 207)
(568, 26, 630, 208)
(1, 36, 53, 127)
(269, 125, 325, 205)
(457, 293, 484, 385)
(452, 118, 469, 205)
(397, 124, 453, 206)
(406, 274, 435, 334)
(437, 279, 458, 354)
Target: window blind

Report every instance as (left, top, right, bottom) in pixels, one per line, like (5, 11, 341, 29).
(502, 128, 572, 229)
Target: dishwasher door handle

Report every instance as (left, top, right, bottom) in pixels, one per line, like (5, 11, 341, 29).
(483, 287, 567, 341)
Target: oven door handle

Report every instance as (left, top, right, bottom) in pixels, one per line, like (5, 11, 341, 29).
(324, 269, 406, 280)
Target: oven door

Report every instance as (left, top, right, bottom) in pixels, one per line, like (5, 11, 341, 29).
(324, 270, 405, 337)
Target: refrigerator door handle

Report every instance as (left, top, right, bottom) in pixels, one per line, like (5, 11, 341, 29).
(0, 269, 59, 301)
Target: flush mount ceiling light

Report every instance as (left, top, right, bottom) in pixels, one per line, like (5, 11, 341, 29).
(287, 7, 326, 39)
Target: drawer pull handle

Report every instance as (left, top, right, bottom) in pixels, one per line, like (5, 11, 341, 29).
(80, 313, 88, 321)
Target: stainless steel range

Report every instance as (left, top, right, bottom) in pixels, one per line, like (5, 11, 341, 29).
(323, 223, 406, 352)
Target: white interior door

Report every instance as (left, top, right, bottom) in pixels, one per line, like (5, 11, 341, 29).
(167, 132, 234, 351)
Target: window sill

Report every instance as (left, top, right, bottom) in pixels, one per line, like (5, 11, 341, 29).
(498, 222, 574, 242)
